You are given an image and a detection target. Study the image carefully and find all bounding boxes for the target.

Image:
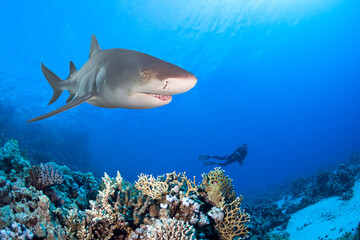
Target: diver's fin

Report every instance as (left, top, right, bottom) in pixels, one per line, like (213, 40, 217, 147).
(27, 92, 95, 123)
(203, 162, 216, 166)
(41, 63, 64, 105)
(198, 155, 211, 161)
(89, 35, 100, 58)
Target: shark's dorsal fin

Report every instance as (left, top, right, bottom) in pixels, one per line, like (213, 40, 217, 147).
(89, 35, 100, 58)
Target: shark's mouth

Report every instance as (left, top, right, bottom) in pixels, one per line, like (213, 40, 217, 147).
(147, 93, 172, 101)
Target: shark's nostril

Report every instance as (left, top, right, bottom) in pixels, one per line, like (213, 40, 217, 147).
(163, 80, 168, 89)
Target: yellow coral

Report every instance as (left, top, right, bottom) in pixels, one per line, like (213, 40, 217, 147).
(180, 172, 198, 197)
(215, 197, 250, 240)
(202, 167, 236, 207)
(134, 173, 168, 200)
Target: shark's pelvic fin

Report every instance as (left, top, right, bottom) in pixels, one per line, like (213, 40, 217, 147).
(27, 92, 95, 123)
(28, 80, 97, 123)
(89, 35, 100, 58)
(41, 63, 64, 105)
(66, 92, 76, 103)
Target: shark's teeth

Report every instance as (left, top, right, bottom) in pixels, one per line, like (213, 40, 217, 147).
(149, 94, 172, 101)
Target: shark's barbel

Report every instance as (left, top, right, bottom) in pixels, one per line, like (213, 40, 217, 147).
(28, 35, 197, 123)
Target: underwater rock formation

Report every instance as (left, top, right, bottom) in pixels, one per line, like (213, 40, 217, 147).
(0, 139, 250, 239)
(285, 161, 358, 214)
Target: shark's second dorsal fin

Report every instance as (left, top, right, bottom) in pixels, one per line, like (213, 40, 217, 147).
(66, 61, 77, 80)
(89, 35, 100, 58)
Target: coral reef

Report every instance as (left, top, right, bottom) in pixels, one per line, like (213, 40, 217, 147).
(285, 162, 357, 214)
(1, 137, 358, 239)
(0, 139, 30, 174)
(0, 139, 100, 239)
(129, 218, 196, 240)
(64, 169, 249, 239)
(243, 152, 360, 239)
(0, 139, 250, 240)
(244, 203, 290, 238)
(0, 222, 34, 239)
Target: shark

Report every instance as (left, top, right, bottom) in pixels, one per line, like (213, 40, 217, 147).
(28, 35, 197, 123)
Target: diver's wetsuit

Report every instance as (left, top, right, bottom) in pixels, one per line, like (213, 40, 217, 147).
(200, 144, 248, 166)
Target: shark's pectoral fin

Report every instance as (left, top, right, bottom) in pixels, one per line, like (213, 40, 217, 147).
(27, 92, 96, 123)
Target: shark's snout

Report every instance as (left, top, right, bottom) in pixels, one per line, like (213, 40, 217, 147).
(165, 74, 197, 95)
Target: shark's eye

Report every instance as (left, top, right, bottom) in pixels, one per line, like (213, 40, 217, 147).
(141, 70, 150, 80)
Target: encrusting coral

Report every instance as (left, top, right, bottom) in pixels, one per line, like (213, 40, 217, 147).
(0, 139, 250, 240)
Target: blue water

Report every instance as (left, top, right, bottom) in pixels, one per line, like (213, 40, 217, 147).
(0, 0, 359, 194)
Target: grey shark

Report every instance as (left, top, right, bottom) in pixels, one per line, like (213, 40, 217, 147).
(28, 35, 197, 123)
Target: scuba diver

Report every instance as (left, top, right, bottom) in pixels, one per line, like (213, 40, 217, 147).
(199, 144, 248, 166)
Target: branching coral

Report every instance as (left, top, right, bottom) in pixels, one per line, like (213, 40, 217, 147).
(215, 197, 250, 240)
(180, 173, 198, 197)
(135, 173, 169, 200)
(28, 162, 64, 190)
(1, 138, 251, 240)
(63, 209, 89, 239)
(129, 218, 196, 240)
(81, 172, 132, 239)
(202, 167, 236, 207)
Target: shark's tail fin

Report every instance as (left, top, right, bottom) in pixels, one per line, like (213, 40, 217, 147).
(41, 62, 64, 105)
